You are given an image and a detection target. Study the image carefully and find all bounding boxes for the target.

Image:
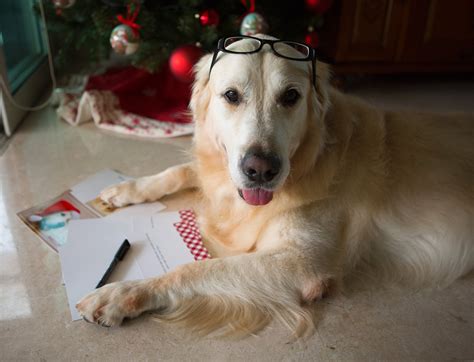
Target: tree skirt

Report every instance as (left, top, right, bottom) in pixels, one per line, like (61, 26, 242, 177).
(57, 90, 194, 138)
(56, 65, 195, 139)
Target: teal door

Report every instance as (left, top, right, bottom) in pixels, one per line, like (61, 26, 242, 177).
(0, 0, 51, 136)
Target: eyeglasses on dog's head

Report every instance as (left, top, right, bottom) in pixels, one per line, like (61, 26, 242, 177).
(209, 35, 317, 89)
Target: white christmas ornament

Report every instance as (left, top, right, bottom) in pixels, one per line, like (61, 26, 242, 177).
(110, 24, 140, 55)
(240, 12, 269, 36)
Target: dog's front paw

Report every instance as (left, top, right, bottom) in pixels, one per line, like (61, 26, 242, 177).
(100, 181, 144, 208)
(76, 281, 149, 327)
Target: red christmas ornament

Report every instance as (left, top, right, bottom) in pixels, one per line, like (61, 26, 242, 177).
(199, 9, 220, 26)
(305, 0, 333, 14)
(305, 31, 320, 48)
(169, 45, 203, 83)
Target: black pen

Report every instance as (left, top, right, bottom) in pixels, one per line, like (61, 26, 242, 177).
(96, 239, 131, 289)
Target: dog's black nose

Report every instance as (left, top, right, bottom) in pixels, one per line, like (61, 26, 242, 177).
(241, 150, 281, 183)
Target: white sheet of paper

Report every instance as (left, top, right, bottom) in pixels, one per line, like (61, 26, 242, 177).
(59, 218, 135, 321)
(129, 213, 195, 278)
(60, 212, 195, 321)
(70, 169, 132, 203)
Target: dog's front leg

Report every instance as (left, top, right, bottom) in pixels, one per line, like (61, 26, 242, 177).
(100, 162, 197, 207)
(76, 247, 332, 333)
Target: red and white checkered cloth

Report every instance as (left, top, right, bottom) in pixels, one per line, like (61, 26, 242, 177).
(173, 210, 211, 261)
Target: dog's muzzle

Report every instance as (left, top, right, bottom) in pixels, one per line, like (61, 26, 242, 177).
(238, 149, 281, 206)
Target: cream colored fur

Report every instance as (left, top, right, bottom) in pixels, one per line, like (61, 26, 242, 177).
(77, 35, 474, 337)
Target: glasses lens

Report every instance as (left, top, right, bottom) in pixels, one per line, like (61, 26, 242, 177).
(223, 37, 261, 53)
(273, 41, 310, 59)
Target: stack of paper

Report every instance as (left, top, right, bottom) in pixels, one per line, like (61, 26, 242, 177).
(18, 170, 211, 321)
(61, 212, 198, 320)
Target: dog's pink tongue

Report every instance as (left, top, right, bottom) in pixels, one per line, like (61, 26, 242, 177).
(242, 188, 273, 206)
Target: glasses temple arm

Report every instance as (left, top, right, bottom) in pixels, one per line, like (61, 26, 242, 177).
(209, 49, 220, 77)
(311, 48, 317, 90)
(312, 59, 317, 90)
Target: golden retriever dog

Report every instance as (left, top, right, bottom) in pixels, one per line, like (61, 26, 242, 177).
(77, 35, 473, 336)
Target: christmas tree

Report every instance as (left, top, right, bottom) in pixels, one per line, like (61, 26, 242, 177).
(45, 0, 333, 77)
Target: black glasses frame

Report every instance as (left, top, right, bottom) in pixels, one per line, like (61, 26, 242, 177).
(209, 35, 317, 89)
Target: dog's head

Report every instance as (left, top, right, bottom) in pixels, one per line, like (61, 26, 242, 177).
(191, 35, 330, 206)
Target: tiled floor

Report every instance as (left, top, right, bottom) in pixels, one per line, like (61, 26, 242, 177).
(1, 76, 473, 360)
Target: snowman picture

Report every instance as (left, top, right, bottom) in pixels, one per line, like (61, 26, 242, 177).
(28, 200, 81, 248)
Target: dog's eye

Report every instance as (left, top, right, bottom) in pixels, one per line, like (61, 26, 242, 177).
(280, 88, 300, 107)
(223, 89, 240, 105)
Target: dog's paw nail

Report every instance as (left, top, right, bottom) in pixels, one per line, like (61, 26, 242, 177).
(82, 316, 93, 324)
(101, 322, 111, 328)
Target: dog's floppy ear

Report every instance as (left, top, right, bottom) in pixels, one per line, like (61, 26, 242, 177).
(190, 54, 212, 123)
